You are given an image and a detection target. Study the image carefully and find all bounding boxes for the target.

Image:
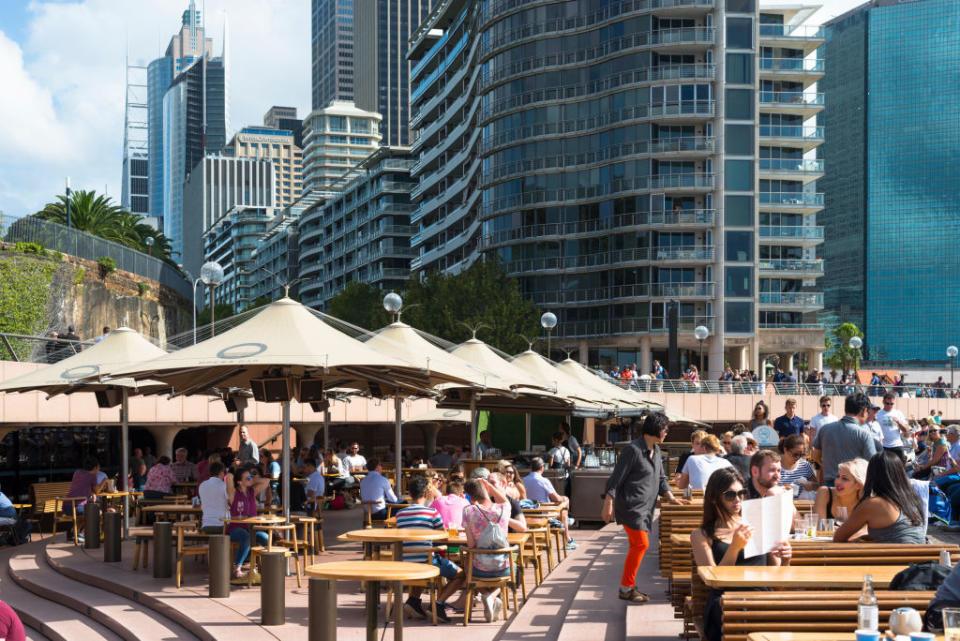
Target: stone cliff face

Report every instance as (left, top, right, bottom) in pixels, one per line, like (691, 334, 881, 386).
(0, 247, 191, 354)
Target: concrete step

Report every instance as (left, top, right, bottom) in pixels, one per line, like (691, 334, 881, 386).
(24, 625, 50, 641)
(0, 561, 123, 641)
(623, 518, 684, 641)
(9, 548, 198, 641)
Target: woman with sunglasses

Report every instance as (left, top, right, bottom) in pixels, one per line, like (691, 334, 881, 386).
(777, 434, 817, 496)
(692, 467, 792, 641)
(497, 461, 527, 500)
(226, 464, 272, 579)
(834, 451, 925, 544)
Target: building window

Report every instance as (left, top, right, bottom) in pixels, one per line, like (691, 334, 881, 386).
(725, 125, 754, 155)
(725, 302, 753, 333)
(725, 195, 754, 226)
(726, 89, 754, 119)
(726, 53, 754, 84)
(727, 0, 755, 11)
(725, 266, 753, 296)
(727, 17, 753, 49)
(725, 160, 753, 191)
(725, 231, 754, 261)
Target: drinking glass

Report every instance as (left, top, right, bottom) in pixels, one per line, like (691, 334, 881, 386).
(835, 506, 848, 526)
(804, 513, 818, 538)
(943, 607, 960, 641)
(824, 518, 835, 532)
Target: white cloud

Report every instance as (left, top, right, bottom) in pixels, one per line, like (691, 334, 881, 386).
(0, 0, 310, 219)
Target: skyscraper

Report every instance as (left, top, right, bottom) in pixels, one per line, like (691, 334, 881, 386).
(222, 126, 303, 209)
(820, 0, 960, 362)
(354, 0, 433, 146)
(408, 0, 827, 375)
(300, 101, 381, 193)
(121, 60, 150, 221)
(311, 0, 355, 109)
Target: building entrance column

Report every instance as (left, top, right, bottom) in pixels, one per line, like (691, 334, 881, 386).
(779, 353, 796, 376)
(640, 336, 652, 376)
(807, 349, 824, 374)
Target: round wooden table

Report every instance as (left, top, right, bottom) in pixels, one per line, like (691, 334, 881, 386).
(305, 561, 439, 641)
(342, 528, 448, 560)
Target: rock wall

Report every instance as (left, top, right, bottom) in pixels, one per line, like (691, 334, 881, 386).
(0, 246, 191, 353)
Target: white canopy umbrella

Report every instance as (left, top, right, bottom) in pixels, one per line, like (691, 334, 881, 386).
(0, 327, 168, 535)
(554, 358, 662, 412)
(97, 298, 473, 520)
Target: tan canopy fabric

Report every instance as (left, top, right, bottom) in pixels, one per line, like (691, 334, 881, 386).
(555, 358, 662, 409)
(0, 327, 167, 397)
(100, 298, 471, 397)
(405, 408, 471, 424)
(510, 350, 616, 407)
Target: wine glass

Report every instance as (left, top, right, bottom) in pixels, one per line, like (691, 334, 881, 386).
(835, 506, 848, 526)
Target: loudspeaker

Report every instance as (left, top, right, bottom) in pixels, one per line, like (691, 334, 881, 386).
(368, 382, 382, 397)
(95, 389, 122, 408)
(250, 378, 293, 402)
(309, 400, 330, 413)
(299, 378, 324, 402)
(223, 395, 248, 413)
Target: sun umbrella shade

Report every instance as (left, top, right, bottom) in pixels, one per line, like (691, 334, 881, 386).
(100, 298, 469, 399)
(405, 408, 471, 424)
(555, 359, 662, 410)
(510, 350, 617, 408)
(0, 327, 168, 398)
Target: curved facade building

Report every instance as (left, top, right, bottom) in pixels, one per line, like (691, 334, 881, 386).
(409, 0, 825, 375)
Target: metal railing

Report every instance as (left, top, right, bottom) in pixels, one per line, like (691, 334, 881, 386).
(759, 57, 825, 73)
(1, 215, 193, 301)
(607, 378, 958, 398)
(758, 226, 824, 240)
(759, 125, 824, 140)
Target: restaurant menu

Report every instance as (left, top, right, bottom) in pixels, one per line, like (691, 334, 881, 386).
(740, 492, 793, 558)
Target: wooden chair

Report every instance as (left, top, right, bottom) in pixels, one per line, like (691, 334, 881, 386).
(385, 545, 446, 625)
(52, 497, 84, 545)
(462, 545, 520, 625)
(175, 521, 210, 588)
(28, 482, 72, 538)
(362, 501, 388, 528)
(285, 513, 321, 565)
(130, 526, 153, 570)
(249, 523, 303, 588)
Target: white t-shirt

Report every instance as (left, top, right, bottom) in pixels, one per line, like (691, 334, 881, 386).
(680, 454, 733, 490)
(198, 477, 230, 529)
(343, 454, 367, 473)
(809, 412, 838, 436)
(876, 408, 906, 448)
(865, 420, 884, 445)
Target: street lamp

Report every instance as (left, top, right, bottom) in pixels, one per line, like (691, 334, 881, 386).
(848, 336, 863, 375)
(200, 261, 224, 336)
(145, 236, 154, 257)
(383, 292, 403, 322)
(694, 325, 710, 374)
(948, 345, 958, 391)
(541, 311, 557, 360)
(65, 177, 71, 228)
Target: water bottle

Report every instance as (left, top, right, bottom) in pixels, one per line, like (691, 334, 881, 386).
(858, 574, 878, 631)
(942, 549, 953, 568)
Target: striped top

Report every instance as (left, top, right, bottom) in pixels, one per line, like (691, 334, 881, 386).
(778, 459, 816, 488)
(395, 504, 444, 563)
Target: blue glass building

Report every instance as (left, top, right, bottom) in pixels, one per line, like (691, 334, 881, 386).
(820, 0, 960, 362)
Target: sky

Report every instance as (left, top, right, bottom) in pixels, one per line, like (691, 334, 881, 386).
(0, 0, 864, 220)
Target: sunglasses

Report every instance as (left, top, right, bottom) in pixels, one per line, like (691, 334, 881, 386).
(505, 470, 515, 476)
(243, 475, 253, 482)
(789, 450, 804, 458)
(821, 404, 831, 408)
(722, 489, 748, 501)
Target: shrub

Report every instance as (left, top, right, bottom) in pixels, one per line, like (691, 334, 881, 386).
(14, 242, 46, 256)
(137, 281, 150, 296)
(97, 256, 116, 278)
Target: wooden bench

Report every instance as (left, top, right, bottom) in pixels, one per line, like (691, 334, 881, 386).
(28, 482, 73, 539)
(720, 590, 935, 641)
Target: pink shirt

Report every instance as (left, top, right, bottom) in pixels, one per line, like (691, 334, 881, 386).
(144, 464, 176, 494)
(462, 502, 511, 571)
(430, 494, 471, 528)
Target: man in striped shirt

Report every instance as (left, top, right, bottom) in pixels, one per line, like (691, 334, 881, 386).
(396, 477, 465, 623)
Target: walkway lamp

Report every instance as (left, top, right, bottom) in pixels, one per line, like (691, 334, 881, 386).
(145, 236, 154, 257)
(384, 292, 403, 322)
(541, 312, 557, 360)
(948, 345, 958, 391)
(848, 336, 863, 374)
(694, 325, 710, 374)
(200, 261, 224, 336)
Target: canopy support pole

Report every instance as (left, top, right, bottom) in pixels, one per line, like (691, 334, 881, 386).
(524, 413, 531, 451)
(469, 395, 477, 456)
(282, 401, 291, 523)
(121, 388, 130, 539)
(323, 405, 330, 452)
(394, 397, 403, 492)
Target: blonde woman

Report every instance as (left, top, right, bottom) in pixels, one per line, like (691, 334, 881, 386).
(814, 458, 868, 535)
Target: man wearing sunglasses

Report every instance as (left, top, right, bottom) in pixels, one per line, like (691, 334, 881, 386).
(876, 393, 911, 459)
(808, 395, 838, 439)
(812, 393, 879, 486)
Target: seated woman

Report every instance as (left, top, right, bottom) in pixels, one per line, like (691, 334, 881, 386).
(226, 465, 272, 579)
(677, 434, 732, 490)
(497, 461, 527, 501)
(914, 429, 950, 479)
(777, 434, 818, 497)
(833, 451, 926, 544)
(691, 467, 792, 641)
(462, 477, 513, 622)
(814, 458, 868, 538)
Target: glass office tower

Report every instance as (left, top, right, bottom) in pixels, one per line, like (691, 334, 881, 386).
(409, 0, 826, 375)
(820, 0, 960, 362)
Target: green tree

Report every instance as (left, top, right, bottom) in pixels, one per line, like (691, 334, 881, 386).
(196, 303, 236, 327)
(402, 260, 542, 355)
(325, 281, 391, 330)
(824, 322, 864, 375)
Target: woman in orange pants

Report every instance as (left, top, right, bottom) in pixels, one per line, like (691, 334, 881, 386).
(602, 412, 688, 602)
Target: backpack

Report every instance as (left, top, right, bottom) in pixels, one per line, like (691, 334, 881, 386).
(889, 561, 951, 591)
(328, 494, 346, 510)
(930, 485, 952, 525)
(472, 504, 508, 572)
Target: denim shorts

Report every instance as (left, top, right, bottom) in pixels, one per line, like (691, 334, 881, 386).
(472, 566, 510, 579)
(433, 555, 460, 580)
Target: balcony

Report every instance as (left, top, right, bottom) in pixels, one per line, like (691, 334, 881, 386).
(759, 24, 824, 54)
(758, 57, 824, 83)
(758, 323, 825, 330)
(758, 158, 824, 183)
(759, 192, 824, 212)
(759, 125, 824, 151)
(655, 246, 715, 262)
(552, 316, 716, 340)
(501, 245, 714, 274)
(758, 226, 824, 246)
(758, 258, 824, 277)
(758, 292, 824, 308)
(530, 282, 714, 306)
(759, 91, 825, 114)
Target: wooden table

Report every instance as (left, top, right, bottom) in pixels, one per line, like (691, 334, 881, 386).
(342, 528, 448, 560)
(697, 564, 907, 589)
(140, 504, 201, 521)
(746, 634, 944, 641)
(306, 561, 438, 641)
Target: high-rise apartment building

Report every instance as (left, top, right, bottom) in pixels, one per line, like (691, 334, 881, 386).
(820, 0, 960, 363)
(146, 1, 215, 223)
(311, 0, 355, 109)
(408, 0, 826, 375)
(301, 101, 382, 193)
(182, 155, 275, 279)
(354, 0, 433, 146)
(204, 206, 273, 310)
(299, 147, 416, 310)
(223, 127, 303, 209)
